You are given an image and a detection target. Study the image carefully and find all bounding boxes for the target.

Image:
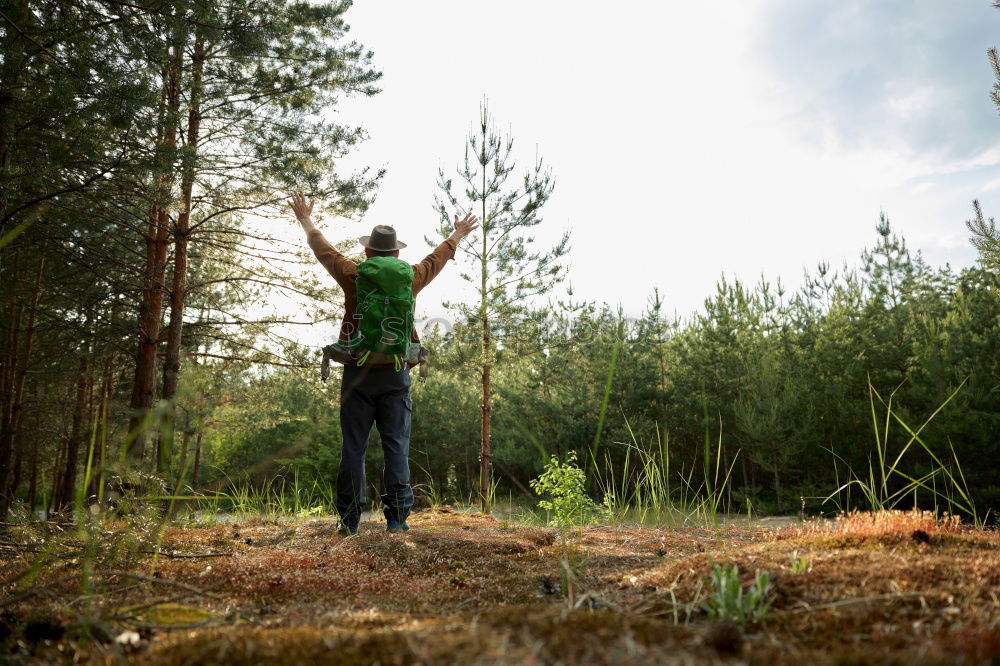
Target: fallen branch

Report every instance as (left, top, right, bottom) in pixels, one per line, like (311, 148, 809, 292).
(0, 569, 226, 608)
(0, 573, 80, 608)
(141, 549, 233, 559)
(0, 541, 45, 553)
(100, 570, 226, 601)
(133, 618, 218, 632)
(110, 582, 226, 622)
(778, 591, 934, 615)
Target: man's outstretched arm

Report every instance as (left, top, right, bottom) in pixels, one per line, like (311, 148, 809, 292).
(413, 213, 479, 293)
(288, 192, 356, 289)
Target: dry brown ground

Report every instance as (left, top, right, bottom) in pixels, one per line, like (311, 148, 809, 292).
(1, 508, 998, 665)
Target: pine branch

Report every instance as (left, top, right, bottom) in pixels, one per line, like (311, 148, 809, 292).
(966, 200, 1000, 268)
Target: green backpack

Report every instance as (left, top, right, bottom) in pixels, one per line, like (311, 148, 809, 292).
(351, 256, 415, 368)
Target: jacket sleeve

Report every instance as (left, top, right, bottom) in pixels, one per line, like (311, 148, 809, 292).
(412, 237, 458, 294)
(307, 229, 357, 290)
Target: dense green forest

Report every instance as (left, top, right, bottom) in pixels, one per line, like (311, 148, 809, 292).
(2, 0, 999, 526)
(191, 217, 1000, 518)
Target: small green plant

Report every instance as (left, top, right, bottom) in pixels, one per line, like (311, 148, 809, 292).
(531, 452, 600, 605)
(700, 561, 773, 623)
(413, 480, 444, 511)
(530, 451, 599, 527)
(559, 542, 589, 607)
(295, 505, 325, 519)
(788, 551, 809, 574)
(413, 457, 445, 510)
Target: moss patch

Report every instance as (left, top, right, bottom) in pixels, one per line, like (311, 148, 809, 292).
(121, 603, 218, 628)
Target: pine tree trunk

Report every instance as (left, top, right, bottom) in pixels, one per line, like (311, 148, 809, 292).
(0, 248, 44, 522)
(464, 441, 472, 498)
(171, 426, 193, 516)
(480, 362, 491, 512)
(45, 437, 60, 517)
(126, 214, 170, 462)
(159, 33, 204, 474)
(0, 252, 20, 406)
(191, 430, 202, 489)
(178, 428, 192, 475)
(27, 434, 38, 516)
(0, 251, 21, 518)
(478, 179, 492, 513)
(87, 363, 113, 504)
(127, 32, 184, 463)
(0, 0, 27, 282)
(773, 460, 782, 511)
(9, 443, 21, 510)
(57, 352, 90, 511)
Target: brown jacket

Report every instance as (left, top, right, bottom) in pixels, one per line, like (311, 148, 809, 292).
(308, 228, 457, 348)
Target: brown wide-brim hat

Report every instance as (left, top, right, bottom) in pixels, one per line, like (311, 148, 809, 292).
(359, 224, 407, 251)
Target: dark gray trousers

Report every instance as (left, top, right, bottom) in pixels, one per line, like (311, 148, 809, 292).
(336, 363, 413, 526)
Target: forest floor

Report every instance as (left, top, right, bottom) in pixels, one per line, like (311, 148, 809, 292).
(1, 508, 998, 665)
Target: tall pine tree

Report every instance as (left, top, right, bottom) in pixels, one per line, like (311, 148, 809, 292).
(435, 101, 569, 511)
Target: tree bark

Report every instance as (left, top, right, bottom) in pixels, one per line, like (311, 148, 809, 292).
(178, 427, 192, 475)
(159, 32, 205, 474)
(126, 29, 185, 463)
(8, 443, 21, 510)
(45, 437, 62, 517)
(0, 251, 21, 515)
(126, 214, 171, 462)
(0, 251, 20, 398)
(478, 173, 492, 513)
(57, 349, 91, 511)
(480, 363, 491, 512)
(191, 430, 202, 489)
(0, 247, 44, 522)
(0, 0, 28, 283)
(464, 439, 472, 498)
(773, 460, 782, 511)
(27, 433, 38, 515)
(87, 360, 114, 504)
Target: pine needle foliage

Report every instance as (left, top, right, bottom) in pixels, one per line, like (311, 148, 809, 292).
(966, 200, 1000, 271)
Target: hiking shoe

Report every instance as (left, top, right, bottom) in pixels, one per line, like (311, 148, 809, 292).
(386, 520, 409, 534)
(337, 522, 358, 537)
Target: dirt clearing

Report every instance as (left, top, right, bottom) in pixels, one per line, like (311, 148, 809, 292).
(1, 509, 997, 664)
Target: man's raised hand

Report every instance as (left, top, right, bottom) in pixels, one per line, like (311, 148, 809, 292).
(287, 192, 315, 227)
(451, 213, 479, 241)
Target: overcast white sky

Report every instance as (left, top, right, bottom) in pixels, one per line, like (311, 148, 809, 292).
(305, 0, 1000, 329)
